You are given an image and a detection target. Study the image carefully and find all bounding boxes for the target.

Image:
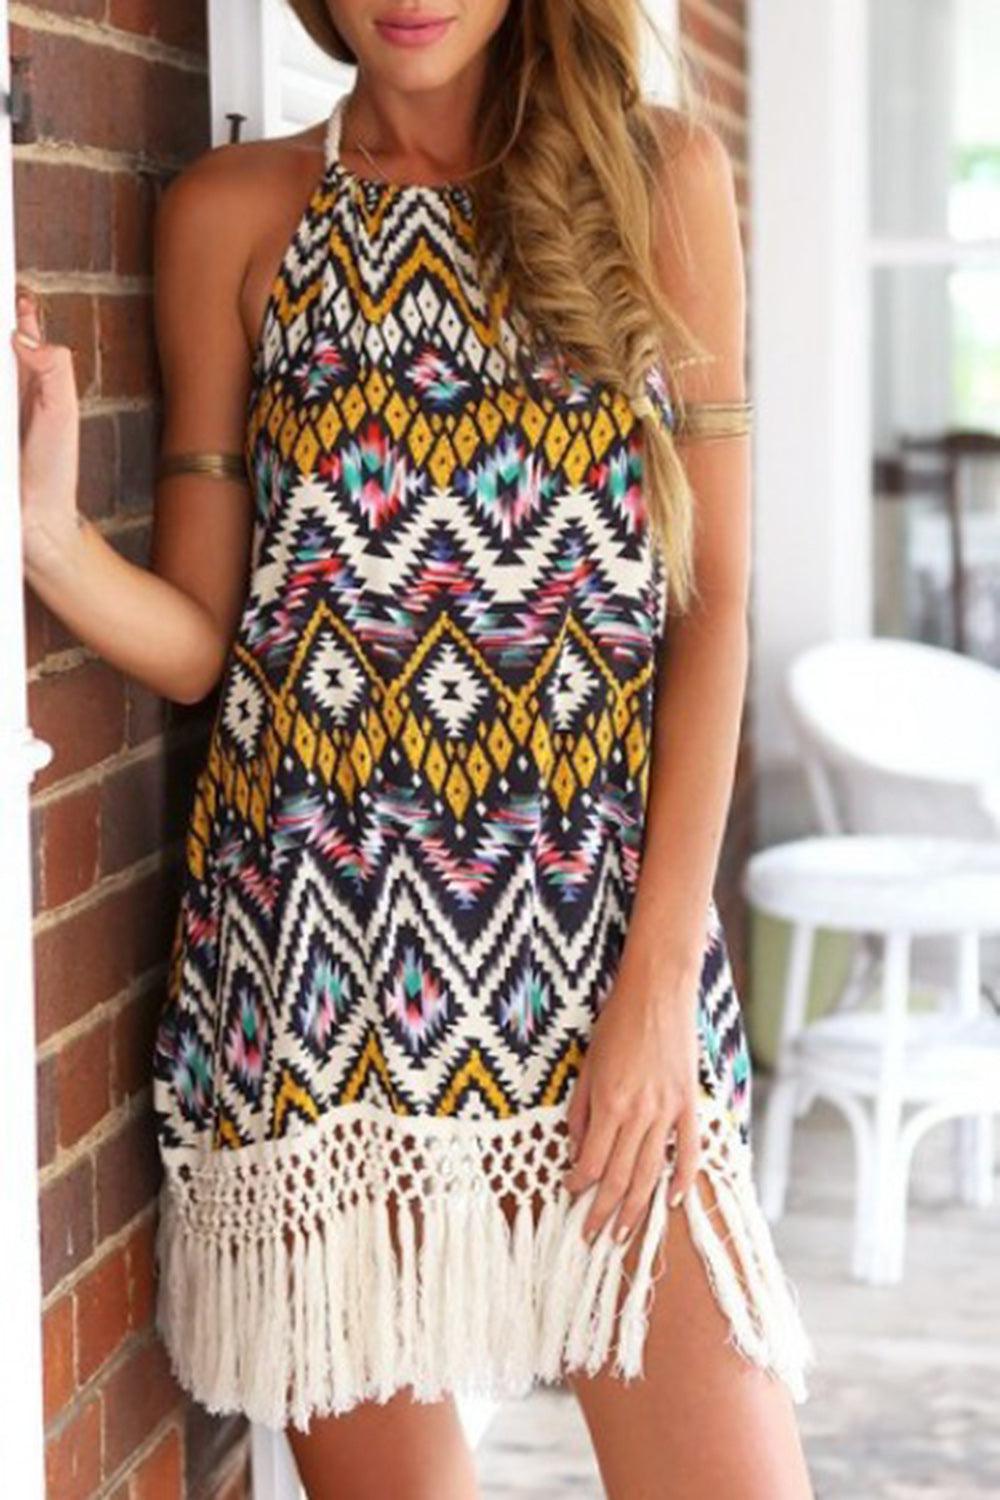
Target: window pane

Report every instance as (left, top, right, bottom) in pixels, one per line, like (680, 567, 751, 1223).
(872, 265, 1000, 661)
(870, 0, 1000, 240)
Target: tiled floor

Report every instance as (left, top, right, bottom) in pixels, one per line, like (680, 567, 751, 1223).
(476, 1081, 1000, 1498)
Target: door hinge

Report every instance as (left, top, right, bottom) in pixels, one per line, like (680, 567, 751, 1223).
(2, 56, 33, 141)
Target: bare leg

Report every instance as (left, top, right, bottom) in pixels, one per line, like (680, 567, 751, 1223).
(567, 1171, 814, 1500)
(286, 1387, 479, 1500)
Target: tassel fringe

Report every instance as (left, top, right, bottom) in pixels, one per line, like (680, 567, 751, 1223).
(155, 1098, 814, 1429)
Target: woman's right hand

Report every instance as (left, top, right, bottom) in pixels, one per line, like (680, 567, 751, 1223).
(10, 285, 83, 573)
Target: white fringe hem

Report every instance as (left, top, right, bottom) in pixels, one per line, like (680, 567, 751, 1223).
(154, 1099, 815, 1430)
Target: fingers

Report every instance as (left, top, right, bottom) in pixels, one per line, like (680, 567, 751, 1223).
(564, 1085, 621, 1211)
(609, 1119, 671, 1244)
(668, 1094, 702, 1207)
(565, 1060, 591, 1161)
(10, 290, 77, 416)
(580, 1108, 658, 1246)
(13, 283, 45, 348)
(565, 1089, 703, 1249)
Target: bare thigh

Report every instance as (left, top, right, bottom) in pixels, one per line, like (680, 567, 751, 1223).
(567, 1172, 815, 1500)
(286, 1387, 478, 1500)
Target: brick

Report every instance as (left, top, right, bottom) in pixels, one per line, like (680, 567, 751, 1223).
(695, 64, 747, 121)
(681, 1, 748, 71)
(38, 290, 97, 400)
(50, 0, 105, 17)
(28, 801, 44, 918)
(131, 1424, 183, 1499)
(34, 887, 130, 1044)
(24, 581, 48, 670)
(42, 782, 101, 910)
(117, 406, 161, 515)
(35, 856, 179, 1043)
(109, 516, 153, 571)
(185, 1407, 248, 1500)
(125, 1218, 157, 1332)
(28, 660, 126, 794)
(112, 165, 161, 278)
(78, 412, 118, 522)
(42, 1293, 76, 1424)
(39, 1157, 94, 1296)
(45, 1394, 102, 1500)
(124, 679, 171, 748)
(57, 1017, 112, 1148)
(97, 292, 160, 400)
(13, 158, 112, 273)
(208, 1445, 253, 1500)
(95, 1104, 162, 1240)
(112, 982, 164, 1107)
(109, 0, 209, 55)
(99, 753, 166, 876)
(101, 1338, 180, 1478)
(14, 27, 210, 165)
(100, 738, 205, 876)
(37, 1052, 58, 1169)
(75, 1242, 131, 1384)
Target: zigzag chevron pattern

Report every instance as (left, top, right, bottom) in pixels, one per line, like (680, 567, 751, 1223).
(152, 99, 752, 1160)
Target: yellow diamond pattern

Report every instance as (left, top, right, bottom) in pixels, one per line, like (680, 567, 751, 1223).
(316, 401, 343, 449)
(444, 762, 471, 820)
(552, 755, 577, 812)
(293, 422, 319, 474)
(563, 432, 592, 486)
(543, 412, 570, 468)
(428, 432, 457, 487)
(407, 411, 433, 465)
(383, 388, 409, 439)
(342, 383, 366, 432)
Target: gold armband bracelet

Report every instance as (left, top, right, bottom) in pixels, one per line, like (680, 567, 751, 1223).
(156, 450, 248, 482)
(675, 400, 753, 440)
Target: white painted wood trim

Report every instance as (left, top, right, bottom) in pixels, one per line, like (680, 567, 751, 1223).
(869, 235, 1000, 266)
(641, 0, 681, 102)
(0, 5, 52, 1495)
(207, 0, 268, 146)
(749, 0, 872, 783)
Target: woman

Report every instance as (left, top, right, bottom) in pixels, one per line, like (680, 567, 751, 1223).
(14, 1, 815, 1495)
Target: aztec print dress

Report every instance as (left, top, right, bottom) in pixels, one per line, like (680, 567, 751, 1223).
(152, 91, 814, 1430)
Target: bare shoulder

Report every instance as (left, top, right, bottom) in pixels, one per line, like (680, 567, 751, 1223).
(154, 123, 327, 265)
(646, 104, 736, 209)
(644, 106, 745, 396)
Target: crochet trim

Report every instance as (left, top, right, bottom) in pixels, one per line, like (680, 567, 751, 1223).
(155, 1095, 814, 1429)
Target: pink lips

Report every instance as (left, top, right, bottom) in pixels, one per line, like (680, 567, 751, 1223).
(374, 13, 454, 48)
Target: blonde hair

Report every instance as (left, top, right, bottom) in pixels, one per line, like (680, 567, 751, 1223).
(286, 0, 713, 612)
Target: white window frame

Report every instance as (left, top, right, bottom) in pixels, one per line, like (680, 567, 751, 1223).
(749, 0, 872, 822)
(750, 0, 1000, 836)
(0, 4, 52, 1494)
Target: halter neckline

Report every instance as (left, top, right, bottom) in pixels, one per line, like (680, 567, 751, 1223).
(324, 93, 475, 197)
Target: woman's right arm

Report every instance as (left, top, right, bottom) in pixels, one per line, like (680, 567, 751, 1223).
(14, 146, 256, 705)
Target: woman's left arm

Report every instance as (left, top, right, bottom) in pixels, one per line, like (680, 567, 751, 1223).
(565, 118, 751, 1243)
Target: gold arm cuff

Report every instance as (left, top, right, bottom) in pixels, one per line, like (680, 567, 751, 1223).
(156, 450, 248, 482)
(675, 400, 753, 440)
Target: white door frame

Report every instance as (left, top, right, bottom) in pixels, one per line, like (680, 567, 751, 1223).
(749, 0, 872, 798)
(0, 6, 54, 1496)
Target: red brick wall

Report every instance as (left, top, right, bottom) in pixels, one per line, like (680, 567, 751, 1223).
(13, 4, 250, 1495)
(679, 0, 754, 996)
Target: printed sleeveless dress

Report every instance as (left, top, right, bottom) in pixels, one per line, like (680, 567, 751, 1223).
(152, 92, 814, 1430)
